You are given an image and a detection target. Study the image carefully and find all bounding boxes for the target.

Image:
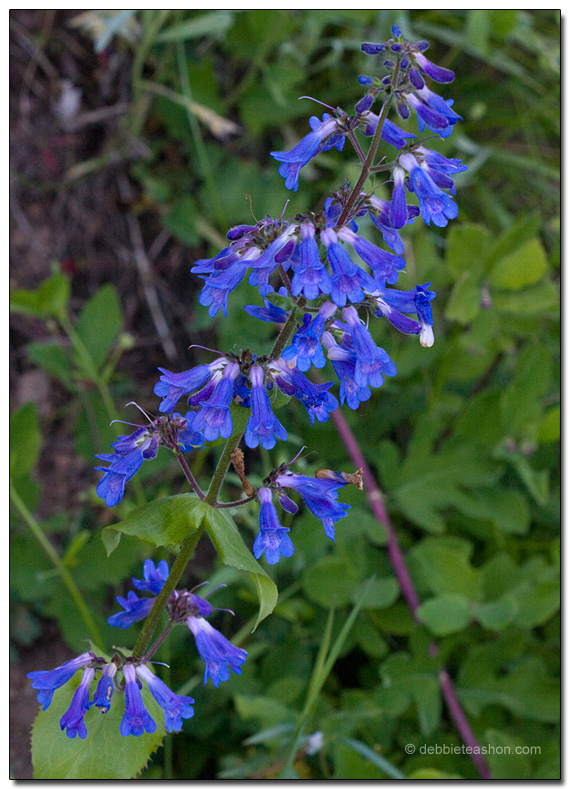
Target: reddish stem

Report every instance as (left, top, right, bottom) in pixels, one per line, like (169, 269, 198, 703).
(330, 406, 491, 779)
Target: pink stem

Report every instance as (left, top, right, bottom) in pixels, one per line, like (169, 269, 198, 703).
(330, 407, 491, 779)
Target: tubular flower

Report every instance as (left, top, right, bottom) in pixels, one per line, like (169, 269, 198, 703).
(27, 652, 96, 711)
(341, 306, 397, 389)
(95, 412, 204, 507)
(193, 362, 240, 442)
(59, 667, 96, 739)
(91, 663, 117, 714)
(253, 486, 295, 565)
(186, 617, 248, 687)
(271, 113, 344, 191)
(282, 300, 337, 372)
(290, 222, 332, 300)
(120, 663, 157, 737)
(398, 152, 459, 228)
(136, 665, 194, 733)
(372, 282, 436, 347)
(245, 364, 287, 450)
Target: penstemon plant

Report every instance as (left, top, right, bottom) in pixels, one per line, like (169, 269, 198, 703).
(27, 25, 480, 778)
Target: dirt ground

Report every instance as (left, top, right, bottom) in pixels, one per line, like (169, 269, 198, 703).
(10, 10, 204, 777)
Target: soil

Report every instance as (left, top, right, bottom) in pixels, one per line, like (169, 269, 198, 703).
(10, 10, 206, 777)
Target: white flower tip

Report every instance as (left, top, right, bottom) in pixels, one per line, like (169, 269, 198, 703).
(420, 326, 435, 347)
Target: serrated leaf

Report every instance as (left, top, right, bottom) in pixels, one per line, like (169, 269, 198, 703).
(488, 238, 548, 291)
(74, 284, 123, 372)
(102, 494, 207, 554)
(31, 673, 165, 779)
(203, 506, 277, 629)
(10, 401, 42, 478)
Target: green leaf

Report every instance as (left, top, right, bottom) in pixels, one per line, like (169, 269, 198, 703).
(156, 10, 234, 42)
(203, 506, 277, 629)
(10, 401, 42, 479)
(416, 593, 471, 635)
(486, 211, 542, 269)
(488, 238, 548, 290)
(10, 270, 70, 321)
(483, 730, 532, 779)
(302, 556, 358, 607)
(444, 272, 481, 324)
(409, 537, 480, 600)
(351, 577, 399, 609)
(74, 284, 123, 372)
(102, 494, 207, 554)
(27, 342, 74, 390)
(492, 280, 559, 315)
(537, 405, 561, 443)
(380, 652, 442, 736)
(31, 673, 165, 778)
(446, 223, 492, 278)
(473, 596, 518, 630)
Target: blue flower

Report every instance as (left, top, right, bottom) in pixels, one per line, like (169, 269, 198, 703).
(107, 591, 156, 629)
(282, 301, 337, 372)
(274, 470, 353, 540)
(193, 362, 240, 442)
(136, 665, 194, 733)
(253, 487, 294, 565)
(337, 227, 406, 286)
(91, 663, 117, 714)
(398, 152, 459, 227)
(95, 429, 158, 508)
(247, 227, 297, 297)
(320, 228, 374, 307)
(368, 195, 418, 255)
(414, 146, 468, 193)
(361, 116, 417, 149)
(342, 305, 397, 389)
(120, 663, 157, 737)
(272, 114, 344, 191)
(272, 359, 338, 425)
(198, 262, 248, 318)
(154, 359, 226, 413)
(27, 652, 95, 710)
(245, 364, 287, 450)
(60, 667, 95, 739)
(132, 558, 169, 594)
(186, 617, 248, 687)
(290, 223, 332, 300)
(322, 332, 372, 410)
(412, 51, 455, 84)
(373, 283, 436, 347)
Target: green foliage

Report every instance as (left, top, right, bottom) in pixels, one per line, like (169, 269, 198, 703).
(12, 8, 559, 781)
(31, 673, 165, 779)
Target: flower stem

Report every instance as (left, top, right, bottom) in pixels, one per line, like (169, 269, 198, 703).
(131, 525, 204, 659)
(176, 449, 205, 500)
(335, 60, 401, 230)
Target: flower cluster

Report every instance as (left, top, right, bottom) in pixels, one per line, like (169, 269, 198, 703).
(108, 560, 248, 688)
(28, 652, 194, 739)
(27, 561, 247, 738)
(254, 462, 362, 564)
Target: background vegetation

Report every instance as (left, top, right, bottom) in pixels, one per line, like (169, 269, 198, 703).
(10, 10, 559, 779)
